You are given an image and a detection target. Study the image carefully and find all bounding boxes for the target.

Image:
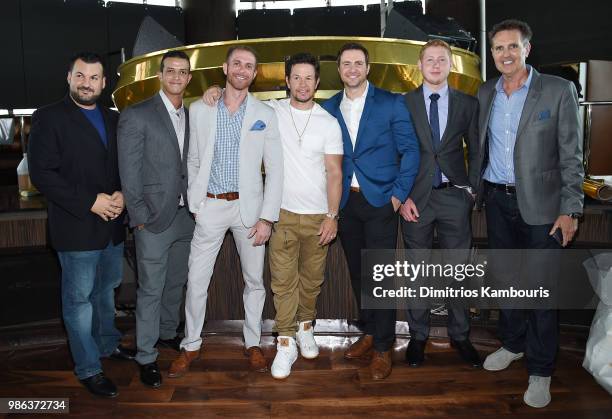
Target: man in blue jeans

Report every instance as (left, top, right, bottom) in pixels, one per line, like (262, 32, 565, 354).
(29, 52, 135, 398)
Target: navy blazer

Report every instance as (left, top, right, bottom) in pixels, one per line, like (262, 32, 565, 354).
(28, 95, 125, 251)
(322, 85, 420, 209)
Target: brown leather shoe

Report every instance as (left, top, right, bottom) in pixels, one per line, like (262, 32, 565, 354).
(168, 349, 200, 378)
(245, 346, 268, 372)
(370, 350, 392, 380)
(344, 334, 374, 360)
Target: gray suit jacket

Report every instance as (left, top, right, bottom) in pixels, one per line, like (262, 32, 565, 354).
(476, 68, 584, 225)
(405, 86, 479, 211)
(187, 94, 283, 227)
(117, 93, 190, 233)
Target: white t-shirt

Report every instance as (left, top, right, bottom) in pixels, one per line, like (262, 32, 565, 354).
(268, 99, 343, 214)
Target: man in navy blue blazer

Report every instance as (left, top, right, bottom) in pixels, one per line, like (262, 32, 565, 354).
(322, 42, 420, 380)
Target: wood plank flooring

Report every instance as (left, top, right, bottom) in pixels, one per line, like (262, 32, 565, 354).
(0, 321, 610, 418)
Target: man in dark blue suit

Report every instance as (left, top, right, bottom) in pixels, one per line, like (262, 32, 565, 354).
(322, 42, 420, 380)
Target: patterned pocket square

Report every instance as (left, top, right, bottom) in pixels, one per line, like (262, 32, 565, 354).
(250, 120, 266, 131)
(538, 110, 551, 120)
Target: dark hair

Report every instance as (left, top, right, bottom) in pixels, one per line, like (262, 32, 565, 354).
(160, 50, 190, 72)
(488, 19, 533, 45)
(226, 45, 259, 66)
(336, 42, 369, 66)
(285, 52, 320, 79)
(68, 51, 104, 72)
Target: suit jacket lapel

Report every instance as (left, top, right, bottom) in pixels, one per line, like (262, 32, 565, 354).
(65, 97, 107, 153)
(440, 88, 457, 147)
(154, 95, 181, 160)
(480, 83, 497, 151)
(182, 108, 189, 163)
(354, 84, 375, 154)
(408, 87, 434, 152)
(329, 95, 353, 158)
(516, 69, 542, 140)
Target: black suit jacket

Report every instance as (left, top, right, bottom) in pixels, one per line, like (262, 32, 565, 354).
(404, 86, 479, 211)
(28, 95, 126, 251)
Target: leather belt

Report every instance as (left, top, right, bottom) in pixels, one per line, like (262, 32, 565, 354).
(206, 192, 239, 201)
(350, 186, 361, 193)
(433, 182, 454, 190)
(485, 180, 516, 194)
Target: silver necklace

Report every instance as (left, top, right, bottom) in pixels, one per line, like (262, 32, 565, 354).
(289, 104, 313, 147)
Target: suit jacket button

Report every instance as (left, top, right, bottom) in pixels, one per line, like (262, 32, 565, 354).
(181, 175, 185, 179)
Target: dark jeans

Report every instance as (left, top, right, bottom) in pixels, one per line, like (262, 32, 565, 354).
(57, 241, 124, 380)
(484, 183, 561, 376)
(339, 190, 398, 352)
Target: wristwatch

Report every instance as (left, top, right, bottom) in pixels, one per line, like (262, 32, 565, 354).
(259, 218, 274, 227)
(567, 213, 582, 219)
(326, 212, 339, 221)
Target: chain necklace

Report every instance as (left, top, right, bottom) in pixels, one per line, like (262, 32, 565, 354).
(289, 103, 313, 147)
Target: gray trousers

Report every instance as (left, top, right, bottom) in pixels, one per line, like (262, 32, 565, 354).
(401, 186, 473, 341)
(134, 206, 194, 365)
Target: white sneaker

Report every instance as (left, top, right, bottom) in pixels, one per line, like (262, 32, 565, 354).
(523, 375, 551, 408)
(271, 336, 298, 379)
(483, 347, 524, 371)
(296, 321, 319, 359)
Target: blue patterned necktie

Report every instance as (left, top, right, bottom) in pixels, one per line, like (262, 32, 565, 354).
(429, 93, 442, 187)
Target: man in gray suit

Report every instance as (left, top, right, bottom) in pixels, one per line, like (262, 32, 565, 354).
(476, 20, 584, 408)
(168, 45, 283, 378)
(400, 39, 481, 369)
(118, 50, 195, 388)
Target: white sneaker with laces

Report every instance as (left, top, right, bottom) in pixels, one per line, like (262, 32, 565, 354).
(271, 336, 298, 379)
(483, 347, 524, 371)
(296, 321, 319, 359)
(523, 375, 551, 408)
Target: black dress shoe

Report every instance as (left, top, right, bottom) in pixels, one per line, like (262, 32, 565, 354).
(108, 345, 136, 361)
(80, 373, 118, 398)
(405, 339, 426, 367)
(140, 362, 162, 388)
(450, 339, 482, 368)
(156, 336, 182, 352)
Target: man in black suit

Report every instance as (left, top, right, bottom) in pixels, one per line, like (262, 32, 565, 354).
(400, 40, 481, 368)
(29, 52, 135, 398)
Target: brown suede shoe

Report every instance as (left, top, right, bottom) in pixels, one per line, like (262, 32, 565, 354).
(245, 346, 268, 372)
(370, 350, 392, 380)
(168, 349, 200, 378)
(344, 334, 374, 360)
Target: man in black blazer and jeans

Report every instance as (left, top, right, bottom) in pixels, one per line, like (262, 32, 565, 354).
(400, 40, 481, 368)
(29, 52, 134, 398)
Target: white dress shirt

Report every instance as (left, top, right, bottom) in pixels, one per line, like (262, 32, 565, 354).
(340, 81, 369, 188)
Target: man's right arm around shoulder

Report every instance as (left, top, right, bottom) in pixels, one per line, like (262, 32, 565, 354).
(117, 106, 149, 229)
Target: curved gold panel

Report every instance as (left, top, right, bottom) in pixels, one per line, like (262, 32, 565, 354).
(113, 36, 482, 111)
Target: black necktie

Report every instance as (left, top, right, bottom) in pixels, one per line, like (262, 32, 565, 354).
(429, 93, 442, 187)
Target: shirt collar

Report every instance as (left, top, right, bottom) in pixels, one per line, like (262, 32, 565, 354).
(342, 81, 369, 103)
(422, 83, 449, 100)
(218, 94, 248, 114)
(495, 65, 533, 93)
(159, 90, 184, 115)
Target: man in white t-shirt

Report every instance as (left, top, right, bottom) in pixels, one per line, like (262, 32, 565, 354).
(204, 52, 343, 379)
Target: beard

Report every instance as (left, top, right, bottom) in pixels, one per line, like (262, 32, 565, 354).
(291, 91, 315, 104)
(70, 86, 100, 107)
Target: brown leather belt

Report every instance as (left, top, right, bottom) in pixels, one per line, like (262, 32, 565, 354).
(350, 186, 361, 193)
(206, 192, 239, 201)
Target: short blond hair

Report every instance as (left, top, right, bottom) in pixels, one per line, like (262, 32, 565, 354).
(419, 39, 453, 61)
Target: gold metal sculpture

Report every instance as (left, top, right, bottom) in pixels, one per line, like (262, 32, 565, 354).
(112, 36, 482, 111)
(583, 178, 612, 202)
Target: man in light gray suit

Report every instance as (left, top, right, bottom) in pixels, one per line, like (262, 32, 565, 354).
(476, 20, 584, 408)
(118, 50, 195, 388)
(168, 45, 283, 378)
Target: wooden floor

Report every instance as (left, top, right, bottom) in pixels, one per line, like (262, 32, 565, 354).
(0, 320, 610, 418)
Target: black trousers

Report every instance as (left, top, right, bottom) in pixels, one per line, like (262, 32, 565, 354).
(401, 186, 473, 341)
(339, 190, 398, 352)
(484, 182, 561, 376)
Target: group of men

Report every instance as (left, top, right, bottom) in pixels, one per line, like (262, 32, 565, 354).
(28, 18, 583, 409)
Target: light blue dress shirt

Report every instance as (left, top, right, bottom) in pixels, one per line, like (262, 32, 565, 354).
(483, 66, 533, 185)
(208, 97, 247, 194)
(423, 83, 449, 183)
